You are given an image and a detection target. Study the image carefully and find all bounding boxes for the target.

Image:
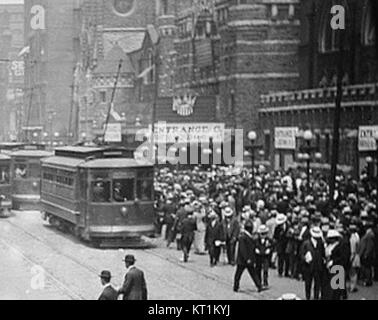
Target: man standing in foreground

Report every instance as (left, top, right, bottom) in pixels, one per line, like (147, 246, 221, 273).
(233, 220, 263, 293)
(301, 227, 325, 300)
(119, 255, 148, 300)
(98, 270, 118, 300)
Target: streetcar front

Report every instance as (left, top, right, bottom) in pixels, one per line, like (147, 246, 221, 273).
(80, 158, 155, 246)
(10, 150, 53, 210)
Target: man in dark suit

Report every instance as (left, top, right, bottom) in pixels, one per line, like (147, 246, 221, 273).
(273, 214, 290, 277)
(255, 225, 273, 288)
(179, 210, 197, 262)
(233, 220, 263, 293)
(301, 227, 325, 300)
(205, 211, 225, 267)
(222, 207, 240, 265)
(98, 270, 118, 300)
(119, 255, 148, 300)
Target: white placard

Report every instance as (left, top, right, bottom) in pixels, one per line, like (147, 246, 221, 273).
(275, 127, 298, 150)
(150, 123, 225, 143)
(104, 123, 122, 143)
(358, 126, 378, 151)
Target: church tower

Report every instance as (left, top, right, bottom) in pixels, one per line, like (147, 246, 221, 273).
(156, 0, 177, 97)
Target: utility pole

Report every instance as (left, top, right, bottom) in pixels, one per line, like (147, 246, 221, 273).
(103, 60, 123, 142)
(151, 39, 161, 164)
(329, 30, 345, 210)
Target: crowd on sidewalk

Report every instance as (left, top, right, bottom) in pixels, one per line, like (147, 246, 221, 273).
(154, 165, 378, 300)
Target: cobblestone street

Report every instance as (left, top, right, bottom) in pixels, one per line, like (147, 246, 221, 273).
(0, 211, 377, 300)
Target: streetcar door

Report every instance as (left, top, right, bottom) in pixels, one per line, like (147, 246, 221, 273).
(78, 169, 88, 228)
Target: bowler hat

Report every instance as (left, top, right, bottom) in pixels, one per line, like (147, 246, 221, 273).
(123, 255, 136, 263)
(99, 270, 112, 280)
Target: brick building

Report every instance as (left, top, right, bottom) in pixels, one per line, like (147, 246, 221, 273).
(258, 0, 377, 177)
(173, 0, 301, 137)
(0, 2, 24, 142)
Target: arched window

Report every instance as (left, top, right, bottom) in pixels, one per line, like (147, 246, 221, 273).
(362, 0, 376, 46)
(160, 0, 168, 15)
(318, 1, 349, 53)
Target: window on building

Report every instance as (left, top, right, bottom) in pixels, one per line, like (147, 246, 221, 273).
(161, 0, 168, 15)
(325, 133, 330, 163)
(264, 133, 271, 161)
(99, 91, 107, 103)
(319, 2, 350, 53)
(362, 0, 376, 46)
(148, 50, 155, 84)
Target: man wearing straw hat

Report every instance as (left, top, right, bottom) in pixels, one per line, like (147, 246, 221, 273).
(301, 226, 325, 300)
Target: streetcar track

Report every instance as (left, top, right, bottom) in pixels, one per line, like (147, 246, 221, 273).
(2, 216, 208, 299)
(2, 214, 280, 300)
(0, 238, 84, 300)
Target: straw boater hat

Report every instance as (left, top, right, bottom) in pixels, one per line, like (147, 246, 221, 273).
(258, 225, 269, 235)
(276, 214, 287, 225)
(327, 230, 341, 239)
(277, 293, 301, 301)
(224, 207, 234, 217)
(310, 226, 323, 239)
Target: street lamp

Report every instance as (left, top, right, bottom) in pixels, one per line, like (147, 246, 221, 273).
(298, 129, 321, 193)
(246, 130, 263, 185)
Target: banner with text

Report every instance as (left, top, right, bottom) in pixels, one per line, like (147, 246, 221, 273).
(150, 123, 225, 143)
(358, 126, 378, 151)
(275, 127, 298, 150)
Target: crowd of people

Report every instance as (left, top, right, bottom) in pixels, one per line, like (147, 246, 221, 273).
(154, 164, 378, 300)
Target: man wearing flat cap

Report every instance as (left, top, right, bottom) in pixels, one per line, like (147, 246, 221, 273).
(118, 255, 148, 300)
(98, 271, 118, 300)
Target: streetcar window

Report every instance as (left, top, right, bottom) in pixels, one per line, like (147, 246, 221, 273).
(113, 179, 135, 202)
(29, 163, 41, 178)
(137, 179, 153, 201)
(91, 180, 111, 203)
(0, 166, 9, 184)
(14, 163, 27, 179)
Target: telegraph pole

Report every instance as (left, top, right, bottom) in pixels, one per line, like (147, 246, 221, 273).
(329, 29, 345, 210)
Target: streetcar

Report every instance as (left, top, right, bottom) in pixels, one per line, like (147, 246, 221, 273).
(10, 149, 53, 210)
(0, 154, 11, 217)
(40, 146, 155, 247)
(0, 142, 45, 154)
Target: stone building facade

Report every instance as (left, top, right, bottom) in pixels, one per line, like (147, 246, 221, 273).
(258, 0, 377, 177)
